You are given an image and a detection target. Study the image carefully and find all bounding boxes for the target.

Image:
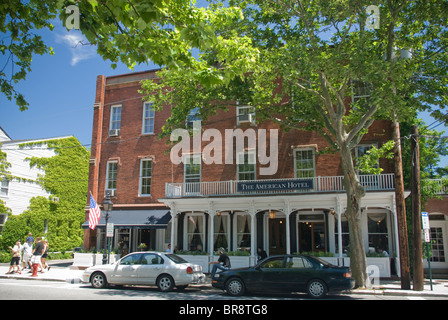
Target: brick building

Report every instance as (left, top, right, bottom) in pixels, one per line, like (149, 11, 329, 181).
(84, 69, 400, 276)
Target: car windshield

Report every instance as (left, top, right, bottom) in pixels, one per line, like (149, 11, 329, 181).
(165, 254, 189, 264)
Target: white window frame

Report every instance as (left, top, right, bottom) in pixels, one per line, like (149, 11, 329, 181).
(105, 161, 118, 194)
(139, 158, 152, 197)
(237, 150, 256, 181)
(142, 102, 155, 135)
(183, 154, 201, 184)
(351, 80, 372, 108)
(184, 212, 205, 252)
(109, 104, 122, 136)
(236, 104, 255, 125)
(293, 148, 316, 178)
(0, 178, 9, 197)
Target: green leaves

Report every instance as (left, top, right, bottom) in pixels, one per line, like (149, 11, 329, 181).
(1, 0, 58, 110)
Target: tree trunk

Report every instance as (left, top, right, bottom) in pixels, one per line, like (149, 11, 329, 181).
(340, 145, 368, 288)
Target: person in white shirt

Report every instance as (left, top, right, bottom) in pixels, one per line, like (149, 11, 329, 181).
(6, 240, 22, 274)
(22, 241, 33, 270)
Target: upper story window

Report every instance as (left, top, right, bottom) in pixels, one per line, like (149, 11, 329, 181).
(106, 161, 118, 194)
(237, 151, 256, 181)
(0, 178, 9, 196)
(355, 144, 379, 174)
(139, 159, 152, 196)
(186, 107, 201, 128)
(294, 149, 315, 178)
(184, 154, 201, 184)
(142, 102, 155, 134)
(351, 80, 372, 108)
(237, 104, 255, 126)
(109, 105, 122, 136)
(184, 154, 201, 195)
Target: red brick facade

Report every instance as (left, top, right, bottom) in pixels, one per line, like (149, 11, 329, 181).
(84, 69, 395, 252)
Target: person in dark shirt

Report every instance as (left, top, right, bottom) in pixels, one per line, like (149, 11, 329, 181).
(257, 247, 267, 262)
(209, 247, 231, 278)
(31, 237, 44, 275)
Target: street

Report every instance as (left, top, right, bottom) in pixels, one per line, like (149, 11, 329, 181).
(0, 278, 443, 301)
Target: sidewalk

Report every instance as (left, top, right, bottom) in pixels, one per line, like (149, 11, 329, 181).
(352, 278, 448, 298)
(0, 260, 84, 284)
(1, 260, 448, 298)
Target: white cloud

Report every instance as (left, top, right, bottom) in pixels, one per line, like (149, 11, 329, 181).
(55, 31, 97, 66)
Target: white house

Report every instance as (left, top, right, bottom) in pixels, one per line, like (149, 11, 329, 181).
(0, 127, 72, 215)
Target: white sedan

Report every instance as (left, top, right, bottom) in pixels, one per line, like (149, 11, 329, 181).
(82, 252, 205, 291)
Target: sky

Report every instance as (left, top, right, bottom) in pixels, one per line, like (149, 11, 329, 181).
(1, 17, 447, 168)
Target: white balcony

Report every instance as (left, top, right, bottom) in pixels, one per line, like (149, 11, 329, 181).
(165, 173, 395, 198)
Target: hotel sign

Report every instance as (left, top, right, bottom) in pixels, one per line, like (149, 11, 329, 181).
(237, 179, 314, 192)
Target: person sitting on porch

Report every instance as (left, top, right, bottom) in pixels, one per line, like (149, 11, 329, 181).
(209, 248, 231, 277)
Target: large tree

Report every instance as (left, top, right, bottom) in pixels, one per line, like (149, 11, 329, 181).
(137, 1, 447, 287)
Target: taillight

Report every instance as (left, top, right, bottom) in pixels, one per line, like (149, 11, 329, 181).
(343, 272, 352, 278)
(186, 266, 193, 274)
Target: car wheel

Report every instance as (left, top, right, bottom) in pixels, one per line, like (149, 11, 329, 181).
(90, 272, 107, 289)
(157, 274, 175, 292)
(306, 279, 327, 298)
(226, 277, 245, 296)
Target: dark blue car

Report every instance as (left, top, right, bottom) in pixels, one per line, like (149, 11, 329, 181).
(212, 254, 355, 298)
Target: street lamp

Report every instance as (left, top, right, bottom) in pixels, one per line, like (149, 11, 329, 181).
(102, 193, 114, 264)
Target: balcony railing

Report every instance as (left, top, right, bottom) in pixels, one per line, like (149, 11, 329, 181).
(424, 179, 448, 195)
(165, 173, 395, 198)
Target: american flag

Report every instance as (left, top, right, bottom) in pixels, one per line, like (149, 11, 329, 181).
(89, 194, 102, 230)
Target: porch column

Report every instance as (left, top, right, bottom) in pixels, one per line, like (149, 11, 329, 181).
(170, 206, 177, 254)
(336, 197, 343, 264)
(208, 202, 216, 255)
(284, 200, 291, 254)
(249, 202, 256, 266)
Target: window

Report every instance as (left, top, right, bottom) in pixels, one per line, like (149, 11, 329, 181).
(120, 253, 143, 265)
(186, 107, 201, 128)
(236, 214, 251, 250)
(237, 151, 256, 180)
(0, 213, 7, 234)
(352, 80, 372, 108)
(285, 257, 313, 269)
(355, 144, 379, 174)
(184, 154, 201, 194)
(367, 211, 389, 254)
(237, 105, 255, 125)
(141, 253, 164, 265)
(106, 161, 118, 192)
(109, 105, 122, 136)
(142, 102, 155, 134)
(334, 213, 350, 254)
(0, 178, 9, 196)
(139, 159, 152, 196)
(430, 227, 445, 262)
(260, 256, 284, 269)
(214, 215, 229, 252)
(294, 149, 315, 178)
(186, 215, 204, 251)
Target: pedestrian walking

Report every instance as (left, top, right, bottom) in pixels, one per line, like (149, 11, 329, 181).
(31, 237, 44, 276)
(41, 239, 50, 271)
(21, 240, 33, 270)
(6, 240, 22, 274)
(26, 232, 34, 244)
